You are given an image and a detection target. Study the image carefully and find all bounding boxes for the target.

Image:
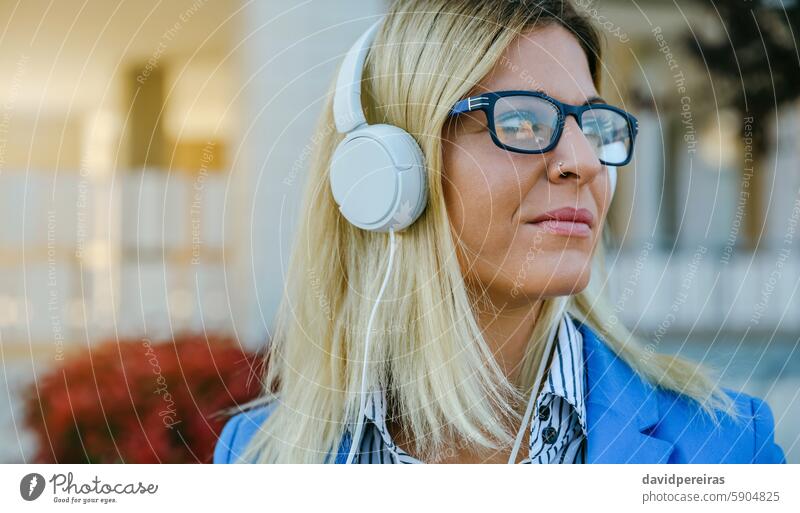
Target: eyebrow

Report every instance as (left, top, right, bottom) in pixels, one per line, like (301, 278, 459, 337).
(584, 95, 607, 106)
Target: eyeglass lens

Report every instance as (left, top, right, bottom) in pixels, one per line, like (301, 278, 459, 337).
(493, 95, 632, 165)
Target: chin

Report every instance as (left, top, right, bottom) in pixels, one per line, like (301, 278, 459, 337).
(555, 273, 591, 296)
(511, 266, 592, 301)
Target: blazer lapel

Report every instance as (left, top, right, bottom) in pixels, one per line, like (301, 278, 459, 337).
(577, 320, 675, 463)
(333, 431, 352, 464)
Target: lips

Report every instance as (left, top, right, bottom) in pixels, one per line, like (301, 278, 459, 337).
(527, 207, 594, 237)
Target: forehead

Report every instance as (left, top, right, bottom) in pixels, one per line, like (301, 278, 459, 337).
(475, 24, 598, 105)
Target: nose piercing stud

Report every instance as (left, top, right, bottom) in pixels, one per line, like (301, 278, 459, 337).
(557, 161, 567, 177)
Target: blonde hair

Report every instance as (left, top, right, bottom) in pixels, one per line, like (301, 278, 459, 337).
(241, 0, 736, 464)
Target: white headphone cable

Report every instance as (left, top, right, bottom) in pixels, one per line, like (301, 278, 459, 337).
(346, 227, 397, 464)
(507, 298, 566, 464)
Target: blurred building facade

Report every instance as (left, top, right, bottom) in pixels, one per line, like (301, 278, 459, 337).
(0, 0, 797, 462)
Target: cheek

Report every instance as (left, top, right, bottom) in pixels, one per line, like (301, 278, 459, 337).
(442, 142, 524, 246)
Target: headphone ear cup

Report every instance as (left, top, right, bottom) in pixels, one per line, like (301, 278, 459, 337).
(330, 124, 427, 232)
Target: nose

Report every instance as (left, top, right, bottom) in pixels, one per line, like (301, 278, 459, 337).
(545, 115, 603, 186)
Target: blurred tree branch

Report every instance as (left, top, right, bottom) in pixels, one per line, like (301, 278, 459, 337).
(685, 0, 800, 248)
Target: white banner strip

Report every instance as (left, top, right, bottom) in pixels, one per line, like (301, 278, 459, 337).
(2, 464, 798, 511)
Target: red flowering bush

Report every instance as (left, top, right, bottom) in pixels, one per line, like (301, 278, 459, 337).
(23, 334, 265, 463)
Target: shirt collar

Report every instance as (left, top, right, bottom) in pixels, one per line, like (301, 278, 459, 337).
(541, 311, 588, 433)
(361, 311, 587, 461)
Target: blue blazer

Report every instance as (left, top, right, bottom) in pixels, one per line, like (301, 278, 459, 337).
(214, 319, 786, 463)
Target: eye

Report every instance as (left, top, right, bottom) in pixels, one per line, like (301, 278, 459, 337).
(496, 111, 550, 145)
(582, 111, 614, 139)
(497, 110, 539, 129)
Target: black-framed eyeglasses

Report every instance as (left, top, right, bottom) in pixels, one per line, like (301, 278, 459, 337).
(449, 90, 639, 166)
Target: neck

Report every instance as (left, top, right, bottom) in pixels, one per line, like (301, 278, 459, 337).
(473, 292, 544, 385)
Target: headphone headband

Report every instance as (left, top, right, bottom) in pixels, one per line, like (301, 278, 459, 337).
(329, 17, 427, 233)
(333, 20, 383, 133)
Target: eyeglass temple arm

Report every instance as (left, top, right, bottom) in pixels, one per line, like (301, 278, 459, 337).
(450, 96, 490, 115)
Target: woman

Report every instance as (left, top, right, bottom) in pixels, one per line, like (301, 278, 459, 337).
(214, 0, 785, 464)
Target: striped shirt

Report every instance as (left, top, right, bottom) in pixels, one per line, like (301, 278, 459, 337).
(353, 311, 588, 463)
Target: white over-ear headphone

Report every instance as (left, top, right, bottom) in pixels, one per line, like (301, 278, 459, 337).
(330, 19, 428, 232)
